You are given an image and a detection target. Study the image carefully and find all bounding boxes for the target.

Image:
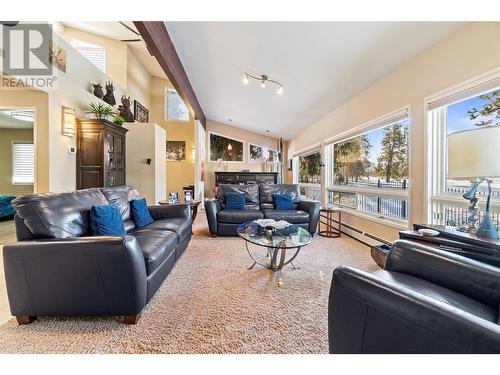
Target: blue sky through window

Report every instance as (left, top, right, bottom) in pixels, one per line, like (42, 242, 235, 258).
(447, 89, 497, 134)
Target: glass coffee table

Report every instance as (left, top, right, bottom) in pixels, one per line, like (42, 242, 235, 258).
(237, 221, 313, 286)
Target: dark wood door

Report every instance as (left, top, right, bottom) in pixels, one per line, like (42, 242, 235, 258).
(77, 119, 127, 189)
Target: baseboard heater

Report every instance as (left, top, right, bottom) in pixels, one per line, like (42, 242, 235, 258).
(329, 219, 392, 247)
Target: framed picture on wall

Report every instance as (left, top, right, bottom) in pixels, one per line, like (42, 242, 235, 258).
(248, 143, 278, 163)
(166, 140, 186, 161)
(209, 132, 244, 162)
(134, 100, 149, 123)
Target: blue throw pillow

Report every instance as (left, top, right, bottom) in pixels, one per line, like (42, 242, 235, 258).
(225, 192, 246, 210)
(272, 194, 294, 210)
(130, 198, 154, 228)
(90, 204, 126, 236)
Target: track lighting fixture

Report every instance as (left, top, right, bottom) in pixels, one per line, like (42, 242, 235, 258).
(243, 73, 283, 95)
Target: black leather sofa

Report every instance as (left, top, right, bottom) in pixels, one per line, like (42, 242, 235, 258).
(3, 185, 192, 325)
(328, 240, 500, 353)
(205, 183, 320, 237)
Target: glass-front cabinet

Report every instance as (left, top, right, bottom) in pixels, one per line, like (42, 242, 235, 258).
(77, 119, 128, 189)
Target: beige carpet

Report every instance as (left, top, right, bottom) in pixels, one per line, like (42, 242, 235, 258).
(0, 216, 378, 354)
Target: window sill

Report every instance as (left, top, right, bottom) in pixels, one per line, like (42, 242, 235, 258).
(327, 185, 408, 199)
(333, 206, 409, 230)
(12, 182, 34, 186)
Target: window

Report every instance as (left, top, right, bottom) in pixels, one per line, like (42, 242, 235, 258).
(12, 142, 34, 185)
(325, 109, 410, 223)
(72, 40, 106, 72)
(428, 82, 500, 229)
(165, 88, 189, 122)
(293, 151, 321, 200)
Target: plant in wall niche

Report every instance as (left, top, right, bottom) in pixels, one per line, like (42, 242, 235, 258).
(113, 115, 125, 125)
(85, 102, 115, 120)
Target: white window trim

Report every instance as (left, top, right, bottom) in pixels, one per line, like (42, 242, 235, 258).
(72, 39, 106, 73)
(12, 140, 35, 185)
(165, 88, 190, 122)
(424, 67, 500, 224)
(325, 106, 411, 227)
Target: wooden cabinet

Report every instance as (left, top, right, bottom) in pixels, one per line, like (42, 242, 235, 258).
(76, 119, 128, 189)
(214, 172, 278, 186)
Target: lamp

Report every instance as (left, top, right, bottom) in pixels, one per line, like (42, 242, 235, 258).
(62, 107, 76, 137)
(447, 126, 500, 239)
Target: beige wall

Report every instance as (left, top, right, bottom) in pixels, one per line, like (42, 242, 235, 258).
(58, 25, 128, 89)
(127, 46, 152, 109)
(150, 76, 195, 196)
(0, 89, 49, 193)
(204, 120, 279, 199)
(288, 22, 500, 242)
(0, 128, 34, 196)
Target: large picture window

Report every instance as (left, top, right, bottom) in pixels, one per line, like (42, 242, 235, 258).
(428, 82, 499, 229)
(293, 151, 321, 200)
(326, 110, 409, 223)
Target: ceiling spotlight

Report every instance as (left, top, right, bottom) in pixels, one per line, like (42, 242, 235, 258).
(243, 72, 283, 95)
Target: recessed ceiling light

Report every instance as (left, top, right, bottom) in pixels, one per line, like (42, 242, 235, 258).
(228, 118, 233, 122)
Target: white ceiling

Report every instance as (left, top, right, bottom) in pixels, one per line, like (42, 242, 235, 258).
(62, 22, 166, 78)
(0, 110, 34, 129)
(166, 22, 464, 139)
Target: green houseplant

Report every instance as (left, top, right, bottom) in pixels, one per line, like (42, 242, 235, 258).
(85, 102, 115, 120)
(113, 115, 125, 125)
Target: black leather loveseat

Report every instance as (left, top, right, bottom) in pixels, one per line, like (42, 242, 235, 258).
(3, 185, 191, 325)
(328, 240, 500, 353)
(205, 183, 320, 237)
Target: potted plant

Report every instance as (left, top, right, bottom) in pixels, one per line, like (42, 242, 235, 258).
(84, 102, 115, 120)
(113, 115, 125, 125)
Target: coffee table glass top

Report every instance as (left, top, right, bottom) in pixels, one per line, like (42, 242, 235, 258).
(237, 222, 312, 249)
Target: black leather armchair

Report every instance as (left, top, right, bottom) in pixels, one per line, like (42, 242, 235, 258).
(205, 183, 320, 237)
(328, 240, 500, 353)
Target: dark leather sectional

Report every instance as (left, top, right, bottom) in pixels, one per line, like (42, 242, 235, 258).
(328, 240, 500, 353)
(205, 183, 320, 237)
(3, 185, 192, 324)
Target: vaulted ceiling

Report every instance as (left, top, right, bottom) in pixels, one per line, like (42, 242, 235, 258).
(166, 22, 464, 139)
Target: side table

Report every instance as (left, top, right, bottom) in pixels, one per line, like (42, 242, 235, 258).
(158, 200, 201, 227)
(318, 206, 341, 238)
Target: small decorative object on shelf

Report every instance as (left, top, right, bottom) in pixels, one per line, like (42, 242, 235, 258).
(113, 115, 125, 126)
(118, 95, 134, 122)
(92, 83, 104, 99)
(103, 81, 116, 106)
(184, 191, 192, 202)
(84, 102, 115, 120)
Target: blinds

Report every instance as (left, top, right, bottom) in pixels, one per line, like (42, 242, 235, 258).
(12, 142, 34, 184)
(166, 88, 189, 121)
(324, 107, 409, 146)
(73, 40, 106, 72)
(428, 74, 500, 110)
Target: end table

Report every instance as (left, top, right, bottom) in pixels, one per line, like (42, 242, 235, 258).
(318, 206, 341, 238)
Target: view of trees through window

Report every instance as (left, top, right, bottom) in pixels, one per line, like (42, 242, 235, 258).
(441, 88, 499, 228)
(298, 152, 321, 184)
(333, 120, 409, 188)
(328, 119, 409, 221)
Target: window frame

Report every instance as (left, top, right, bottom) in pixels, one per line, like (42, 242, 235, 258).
(11, 140, 35, 186)
(424, 68, 500, 226)
(325, 106, 411, 226)
(292, 148, 322, 201)
(71, 39, 106, 73)
(165, 87, 190, 122)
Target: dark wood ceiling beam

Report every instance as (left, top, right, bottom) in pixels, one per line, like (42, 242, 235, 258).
(134, 21, 206, 128)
